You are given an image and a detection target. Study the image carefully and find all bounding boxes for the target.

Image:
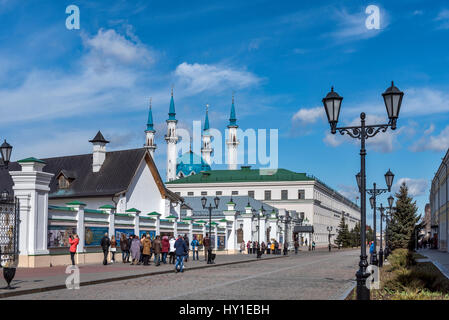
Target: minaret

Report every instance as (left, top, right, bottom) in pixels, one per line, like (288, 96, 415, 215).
(226, 94, 239, 170)
(201, 104, 213, 166)
(144, 98, 157, 158)
(165, 88, 178, 181)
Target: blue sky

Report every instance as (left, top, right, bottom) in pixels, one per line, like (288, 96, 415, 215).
(1, 0, 449, 225)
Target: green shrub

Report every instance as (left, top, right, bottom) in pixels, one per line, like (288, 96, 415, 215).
(388, 249, 409, 270)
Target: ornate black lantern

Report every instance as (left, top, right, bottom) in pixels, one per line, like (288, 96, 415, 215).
(214, 196, 220, 209)
(0, 140, 12, 168)
(382, 82, 404, 130)
(388, 195, 394, 209)
(322, 87, 343, 134)
(369, 196, 375, 210)
(384, 169, 394, 192)
(201, 196, 207, 209)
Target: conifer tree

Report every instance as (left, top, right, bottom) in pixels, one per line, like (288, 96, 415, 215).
(350, 222, 361, 247)
(388, 181, 420, 250)
(335, 216, 350, 248)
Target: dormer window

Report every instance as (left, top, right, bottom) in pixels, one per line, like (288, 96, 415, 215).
(58, 175, 70, 189)
(56, 170, 75, 189)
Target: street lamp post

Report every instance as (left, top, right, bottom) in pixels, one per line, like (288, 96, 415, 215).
(378, 204, 385, 267)
(322, 82, 404, 300)
(327, 226, 333, 252)
(362, 170, 394, 266)
(201, 196, 220, 264)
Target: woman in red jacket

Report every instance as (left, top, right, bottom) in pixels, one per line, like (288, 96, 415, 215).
(69, 234, 79, 265)
(161, 235, 170, 264)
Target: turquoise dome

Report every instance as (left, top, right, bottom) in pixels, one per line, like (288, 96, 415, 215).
(176, 151, 211, 177)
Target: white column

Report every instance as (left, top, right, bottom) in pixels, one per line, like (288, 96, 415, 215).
(10, 159, 54, 256)
(134, 211, 140, 236)
(214, 225, 218, 249)
(156, 214, 161, 235)
(67, 201, 86, 253)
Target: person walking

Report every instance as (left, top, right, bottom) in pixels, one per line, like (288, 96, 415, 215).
(369, 241, 375, 264)
(120, 234, 130, 263)
(312, 241, 316, 251)
(110, 235, 117, 263)
(246, 240, 251, 254)
(270, 241, 275, 255)
(203, 233, 211, 262)
(169, 236, 176, 264)
(68, 234, 79, 266)
(139, 234, 146, 264)
(283, 241, 288, 255)
(174, 235, 187, 273)
(142, 234, 152, 266)
(184, 235, 190, 262)
(152, 235, 162, 266)
(261, 241, 266, 254)
(130, 235, 141, 265)
(294, 239, 299, 255)
(100, 233, 111, 265)
(240, 241, 245, 254)
(267, 240, 271, 255)
(161, 235, 170, 264)
(191, 236, 199, 261)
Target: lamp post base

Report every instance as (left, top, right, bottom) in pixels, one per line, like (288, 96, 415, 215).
(378, 249, 384, 267)
(356, 255, 370, 300)
(2, 267, 16, 289)
(371, 252, 378, 266)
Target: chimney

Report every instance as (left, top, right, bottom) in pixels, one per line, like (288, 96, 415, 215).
(89, 131, 109, 173)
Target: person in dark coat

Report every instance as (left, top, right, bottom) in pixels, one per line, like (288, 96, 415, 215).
(120, 234, 130, 263)
(203, 234, 211, 262)
(152, 235, 162, 266)
(174, 235, 187, 273)
(184, 235, 190, 262)
(100, 233, 111, 265)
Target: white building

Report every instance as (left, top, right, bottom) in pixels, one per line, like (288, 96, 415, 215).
(430, 149, 449, 252)
(166, 167, 360, 248)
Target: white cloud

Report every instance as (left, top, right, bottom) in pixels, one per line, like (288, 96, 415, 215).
(393, 178, 428, 197)
(323, 132, 343, 147)
(174, 62, 261, 95)
(410, 125, 449, 152)
(83, 28, 154, 65)
(324, 7, 389, 42)
(292, 107, 323, 123)
(435, 9, 449, 29)
(338, 185, 359, 202)
(424, 123, 435, 135)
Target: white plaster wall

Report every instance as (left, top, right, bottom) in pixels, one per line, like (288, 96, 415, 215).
(126, 159, 164, 214)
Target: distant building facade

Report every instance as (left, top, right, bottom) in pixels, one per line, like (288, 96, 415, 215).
(430, 149, 449, 252)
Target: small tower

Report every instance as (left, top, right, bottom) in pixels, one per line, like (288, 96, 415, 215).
(226, 94, 239, 170)
(144, 98, 157, 158)
(201, 104, 213, 166)
(89, 131, 109, 173)
(165, 87, 179, 181)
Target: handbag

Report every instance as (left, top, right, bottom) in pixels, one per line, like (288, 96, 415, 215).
(110, 248, 116, 252)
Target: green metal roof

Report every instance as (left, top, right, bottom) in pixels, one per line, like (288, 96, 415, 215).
(66, 200, 87, 206)
(49, 205, 75, 212)
(17, 157, 46, 164)
(147, 212, 161, 216)
(126, 208, 141, 213)
(84, 209, 107, 214)
(166, 168, 314, 184)
(99, 204, 115, 209)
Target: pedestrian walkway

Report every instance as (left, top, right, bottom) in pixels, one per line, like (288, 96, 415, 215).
(0, 253, 286, 298)
(418, 248, 449, 279)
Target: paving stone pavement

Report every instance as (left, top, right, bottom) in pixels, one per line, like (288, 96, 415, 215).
(5, 249, 359, 300)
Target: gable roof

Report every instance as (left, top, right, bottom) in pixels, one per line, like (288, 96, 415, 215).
(0, 148, 181, 202)
(166, 167, 314, 184)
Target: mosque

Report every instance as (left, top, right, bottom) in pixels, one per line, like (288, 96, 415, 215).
(143, 90, 361, 248)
